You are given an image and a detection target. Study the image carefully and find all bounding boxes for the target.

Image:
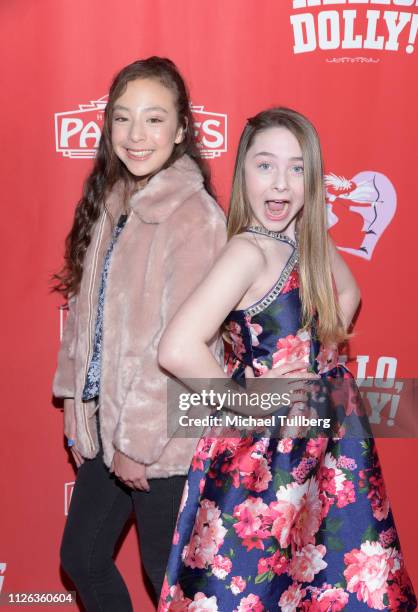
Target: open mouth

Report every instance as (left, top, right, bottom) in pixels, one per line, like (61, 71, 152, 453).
(264, 200, 289, 220)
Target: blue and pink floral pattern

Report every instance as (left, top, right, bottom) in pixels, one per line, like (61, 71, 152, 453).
(159, 242, 416, 611)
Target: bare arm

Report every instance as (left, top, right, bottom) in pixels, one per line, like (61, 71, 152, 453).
(328, 235, 361, 330)
(159, 236, 319, 418)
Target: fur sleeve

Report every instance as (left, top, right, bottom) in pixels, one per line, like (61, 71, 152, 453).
(52, 295, 77, 399)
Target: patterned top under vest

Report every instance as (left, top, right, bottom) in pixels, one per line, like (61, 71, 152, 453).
(82, 214, 128, 401)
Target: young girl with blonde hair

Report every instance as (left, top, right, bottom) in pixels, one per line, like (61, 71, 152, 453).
(157, 108, 416, 610)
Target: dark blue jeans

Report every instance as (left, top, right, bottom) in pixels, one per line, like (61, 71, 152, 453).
(60, 451, 186, 611)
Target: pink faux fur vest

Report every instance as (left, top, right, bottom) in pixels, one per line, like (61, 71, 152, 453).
(53, 155, 226, 477)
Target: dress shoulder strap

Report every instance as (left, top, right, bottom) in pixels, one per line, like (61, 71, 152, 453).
(245, 225, 297, 249)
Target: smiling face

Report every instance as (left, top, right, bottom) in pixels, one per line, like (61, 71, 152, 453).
(244, 127, 305, 238)
(111, 77, 184, 180)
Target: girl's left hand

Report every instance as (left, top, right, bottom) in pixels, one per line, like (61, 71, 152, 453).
(110, 450, 150, 491)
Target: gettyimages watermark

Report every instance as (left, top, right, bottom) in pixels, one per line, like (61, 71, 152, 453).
(166, 377, 418, 439)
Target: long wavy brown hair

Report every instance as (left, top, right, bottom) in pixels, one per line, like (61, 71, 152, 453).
(228, 107, 348, 346)
(53, 57, 214, 298)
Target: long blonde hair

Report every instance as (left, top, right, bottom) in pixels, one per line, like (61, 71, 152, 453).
(228, 107, 348, 346)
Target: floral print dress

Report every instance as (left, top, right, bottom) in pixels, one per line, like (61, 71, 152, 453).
(159, 228, 416, 612)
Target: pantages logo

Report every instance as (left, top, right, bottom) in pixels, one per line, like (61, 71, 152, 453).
(290, 0, 418, 56)
(54, 98, 227, 159)
(55, 96, 107, 158)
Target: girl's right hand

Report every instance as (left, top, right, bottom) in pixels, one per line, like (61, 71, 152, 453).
(64, 398, 84, 468)
(245, 360, 320, 405)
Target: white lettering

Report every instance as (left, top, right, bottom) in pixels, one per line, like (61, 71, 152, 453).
(60, 118, 83, 147)
(293, 0, 321, 7)
(364, 10, 385, 48)
(189, 393, 201, 406)
(406, 13, 418, 53)
(356, 355, 372, 384)
(387, 393, 400, 425)
(342, 10, 363, 46)
(201, 119, 224, 149)
(384, 10, 412, 50)
(291, 13, 317, 52)
(366, 392, 391, 423)
(375, 356, 397, 379)
(79, 121, 101, 148)
(293, 1, 418, 8)
(318, 10, 341, 48)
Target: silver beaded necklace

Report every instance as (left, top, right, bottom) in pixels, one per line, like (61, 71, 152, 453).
(245, 225, 298, 249)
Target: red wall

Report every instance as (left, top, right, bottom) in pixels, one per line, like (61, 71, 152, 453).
(1, 1, 417, 609)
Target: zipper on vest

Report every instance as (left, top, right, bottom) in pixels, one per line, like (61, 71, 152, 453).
(81, 212, 107, 452)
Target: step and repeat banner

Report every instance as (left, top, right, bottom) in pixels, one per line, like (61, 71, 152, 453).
(1, 0, 417, 609)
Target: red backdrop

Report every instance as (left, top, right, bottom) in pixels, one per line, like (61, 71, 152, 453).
(1, 1, 417, 610)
